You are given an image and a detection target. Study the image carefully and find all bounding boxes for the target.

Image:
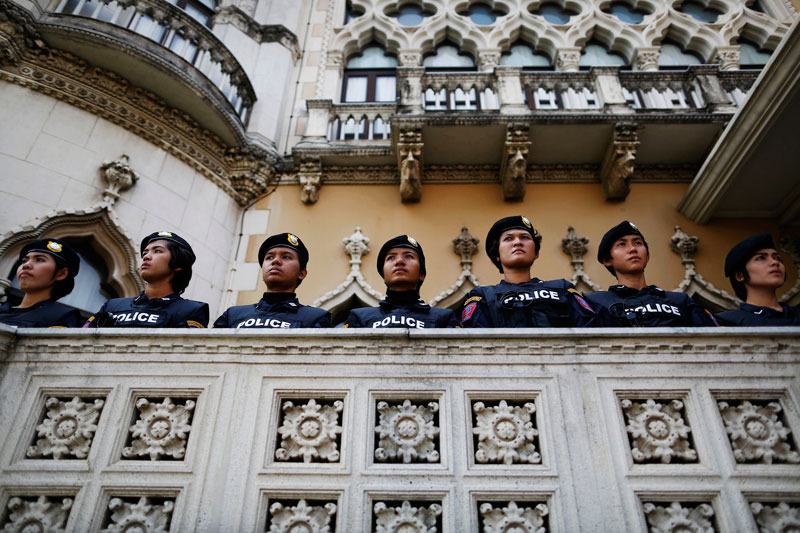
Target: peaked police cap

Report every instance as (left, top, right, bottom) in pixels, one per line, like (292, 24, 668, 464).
(724, 233, 776, 278)
(20, 239, 80, 278)
(141, 231, 196, 264)
(258, 233, 309, 269)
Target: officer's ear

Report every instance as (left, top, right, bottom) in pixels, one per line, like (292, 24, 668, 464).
(601, 257, 614, 268)
(735, 272, 745, 282)
(53, 267, 69, 282)
(418, 271, 426, 283)
(297, 268, 308, 282)
(533, 250, 539, 261)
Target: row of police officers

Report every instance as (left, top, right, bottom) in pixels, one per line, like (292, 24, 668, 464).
(1, 218, 798, 329)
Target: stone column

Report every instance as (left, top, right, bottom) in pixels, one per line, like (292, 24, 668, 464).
(495, 66, 527, 115)
(633, 47, 660, 71)
(396, 67, 425, 114)
(478, 49, 502, 72)
(591, 67, 633, 114)
(556, 48, 581, 72)
(714, 45, 740, 71)
(302, 99, 333, 141)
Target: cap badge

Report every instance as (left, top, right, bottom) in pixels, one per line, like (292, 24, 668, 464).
(46, 241, 62, 253)
(158, 231, 173, 237)
(521, 216, 532, 228)
(629, 222, 639, 231)
(407, 236, 418, 247)
(288, 234, 299, 246)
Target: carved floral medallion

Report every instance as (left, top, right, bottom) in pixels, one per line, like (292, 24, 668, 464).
(472, 400, 541, 465)
(122, 397, 195, 461)
(27, 396, 104, 460)
(621, 399, 697, 463)
(267, 499, 337, 533)
(479, 501, 549, 532)
(102, 497, 174, 533)
(718, 400, 800, 464)
(1, 496, 73, 533)
(275, 399, 343, 463)
(750, 502, 800, 532)
(642, 501, 715, 533)
(375, 400, 440, 463)
(373, 501, 442, 533)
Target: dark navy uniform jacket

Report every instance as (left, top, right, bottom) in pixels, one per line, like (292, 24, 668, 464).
(585, 285, 718, 327)
(213, 292, 330, 328)
(461, 278, 595, 328)
(85, 292, 208, 328)
(0, 299, 82, 328)
(716, 303, 800, 326)
(345, 290, 458, 328)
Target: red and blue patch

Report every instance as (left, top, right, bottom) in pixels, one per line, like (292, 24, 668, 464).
(573, 294, 594, 313)
(462, 301, 477, 322)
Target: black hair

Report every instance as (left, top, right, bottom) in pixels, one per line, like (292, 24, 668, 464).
(50, 265, 74, 301)
(730, 269, 748, 301)
(491, 232, 542, 274)
(165, 241, 194, 294)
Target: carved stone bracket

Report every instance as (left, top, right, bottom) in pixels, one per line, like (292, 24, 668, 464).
(375, 399, 440, 464)
(374, 501, 442, 533)
(670, 225, 739, 310)
(643, 502, 715, 532)
(103, 497, 174, 533)
(479, 501, 549, 532)
(100, 155, 138, 207)
(428, 227, 481, 308)
(500, 123, 530, 202)
(275, 398, 343, 463)
(779, 234, 800, 306)
(633, 47, 660, 71)
(600, 122, 639, 201)
(396, 127, 423, 203)
(621, 398, 698, 464)
(472, 400, 541, 465)
(268, 500, 337, 532)
(297, 155, 322, 204)
(751, 502, 800, 532)
(27, 396, 105, 460)
(561, 226, 601, 293)
(2, 496, 73, 532)
(718, 400, 800, 464)
(312, 227, 382, 310)
(122, 397, 195, 461)
(714, 45, 741, 71)
(555, 48, 581, 72)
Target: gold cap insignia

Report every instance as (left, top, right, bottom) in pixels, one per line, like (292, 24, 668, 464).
(288, 234, 299, 246)
(629, 221, 639, 230)
(521, 216, 532, 228)
(47, 241, 62, 253)
(407, 236, 419, 247)
(158, 231, 173, 237)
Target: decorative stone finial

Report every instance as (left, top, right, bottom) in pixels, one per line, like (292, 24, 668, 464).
(453, 226, 479, 267)
(343, 227, 370, 268)
(100, 155, 138, 206)
(670, 225, 699, 264)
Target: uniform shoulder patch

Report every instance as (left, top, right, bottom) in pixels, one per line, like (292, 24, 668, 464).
(82, 316, 95, 328)
(567, 288, 584, 296)
(571, 292, 594, 312)
(342, 324, 349, 328)
(464, 296, 483, 305)
(186, 320, 205, 328)
(462, 301, 478, 322)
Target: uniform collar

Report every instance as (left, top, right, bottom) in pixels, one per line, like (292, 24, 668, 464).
(740, 302, 788, 316)
(133, 291, 181, 306)
(498, 278, 543, 288)
(609, 284, 665, 297)
(257, 292, 300, 311)
(381, 289, 429, 310)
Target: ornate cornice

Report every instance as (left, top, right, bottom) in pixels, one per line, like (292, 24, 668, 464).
(213, 6, 301, 63)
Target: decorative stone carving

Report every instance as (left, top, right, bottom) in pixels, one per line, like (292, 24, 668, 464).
(479, 501, 549, 532)
(399, 51, 422, 67)
(311, 227, 382, 309)
(643, 502, 715, 533)
(750, 502, 800, 532)
(1, 496, 73, 532)
(621, 398, 698, 464)
(500, 123, 530, 202)
(268, 500, 337, 533)
(375, 399, 440, 463)
(102, 497, 174, 533)
(275, 399, 343, 463)
(27, 396, 104, 460)
(561, 226, 601, 293)
(122, 397, 195, 461)
(325, 51, 344, 69)
(555, 49, 581, 72)
(600, 123, 639, 201)
(212, 7, 301, 61)
(714, 46, 740, 71)
(397, 127, 424, 203)
(100, 155, 138, 207)
(472, 400, 541, 465)
(297, 156, 322, 204)
(670, 225, 739, 309)
(478, 50, 501, 72)
(428, 227, 482, 308)
(634, 48, 660, 71)
(373, 501, 442, 533)
(779, 235, 800, 306)
(717, 400, 800, 464)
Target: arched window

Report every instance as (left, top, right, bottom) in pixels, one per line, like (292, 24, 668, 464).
(579, 41, 627, 68)
(739, 39, 772, 67)
(679, 1, 724, 23)
(423, 43, 476, 69)
(342, 46, 398, 103)
(387, 3, 434, 26)
(603, 2, 649, 23)
(344, 1, 363, 24)
(457, 3, 506, 25)
(531, 2, 580, 24)
(423, 43, 492, 110)
(500, 43, 553, 69)
(658, 41, 703, 68)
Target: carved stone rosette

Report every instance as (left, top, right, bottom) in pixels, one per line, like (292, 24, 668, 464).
(375, 399, 440, 463)
(373, 501, 442, 533)
(500, 123, 530, 202)
(479, 501, 549, 533)
(275, 399, 343, 463)
(750, 502, 800, 532)
(642, 501, 715, 533)
(122, 397, 195, 461)
(27, 396, 105, 460)
(717, 400, 800, 464)
(600, 123, 640, 201)
(472, 400, 541, 465)
(1, 496, 73, 532)
(396, 127, 424, 203)
(102, 497, 174, 533)
(621, 399, 698, 464)
(267, 500, 337, 533)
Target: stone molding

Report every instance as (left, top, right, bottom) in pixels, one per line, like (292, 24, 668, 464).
(670, 225, 739, 310)
(212, 6, 300, 62)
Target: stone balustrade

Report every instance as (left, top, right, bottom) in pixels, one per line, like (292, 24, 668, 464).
(327, 103, 396, 141)
(0, 326, 798, 531)
(52, 0, 255, 121)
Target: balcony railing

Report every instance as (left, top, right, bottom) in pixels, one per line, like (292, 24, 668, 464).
(326, 103, 395, 141)
(52, 0, 255, 122)
(1, 327, 798, 531)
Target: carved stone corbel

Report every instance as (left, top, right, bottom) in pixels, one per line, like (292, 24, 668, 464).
(779, 234, 800, 306)
(297, 155, 322, 204)
(561, 226, 601, 293)
(100, 155, 138, 207)
(600, 122, 639, 201)
(396, 127, 423, 203)
(499, 123, 530, 202)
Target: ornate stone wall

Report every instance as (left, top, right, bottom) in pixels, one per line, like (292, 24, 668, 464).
(0, 326, 798, 531)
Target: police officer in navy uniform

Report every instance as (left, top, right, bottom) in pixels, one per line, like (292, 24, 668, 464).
(0, 239, 82, 327)
(461, 216, 596, 328)
(214, 233, 330, 328)
(585, 221, 717, 327)
(85, 232, 209, 328)
(345, 235, 458, 328)
(715, 233, 800, 326)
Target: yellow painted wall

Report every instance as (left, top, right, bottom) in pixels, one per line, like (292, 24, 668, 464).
(237, 183, 796, 306)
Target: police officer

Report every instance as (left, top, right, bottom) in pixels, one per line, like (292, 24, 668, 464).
(85, 231, 209, 328)
(214, 233, 330, 328)
(586, 221, 717, 327)
(715, 233, 799, 326)
(0, 239, 82, 327)
(461, 216, 595, 328)
(345, 235, 458, 328)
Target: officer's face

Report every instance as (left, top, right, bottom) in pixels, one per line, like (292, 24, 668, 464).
(383, 247, 424, 291)
(498, 229, 538, 269)
(742, 248, 786, 290)
(262, 246, 307, 292)
(16, 252, 67, 294)
(140, 240, 176, 284)
(604, 235, 649, 275)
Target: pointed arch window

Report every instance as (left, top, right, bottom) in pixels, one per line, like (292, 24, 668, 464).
(422, 43, 492, 110)
(658, 41, 703, 68)
(342, 46, 398, 103)
(739, 39, 772, 67)
(500, 43, 553, 69)
(603, 2, 649, 23)
(579, 41, 627, 68)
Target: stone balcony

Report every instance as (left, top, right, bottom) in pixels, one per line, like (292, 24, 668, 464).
(1, 326, 798, 531)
